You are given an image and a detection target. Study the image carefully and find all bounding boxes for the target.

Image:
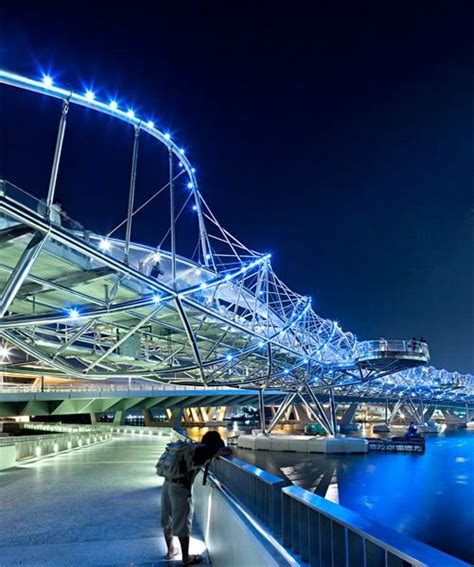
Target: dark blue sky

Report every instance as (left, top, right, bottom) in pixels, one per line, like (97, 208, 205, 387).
(1, 2, 472, 372)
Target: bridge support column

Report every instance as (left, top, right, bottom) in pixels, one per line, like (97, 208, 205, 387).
(302, 385, 334, 435)
(258, 389, 266, 435)
(423, 406, 435, 423)
(113, 411, 126, 425)
(329, 389, 338, 437)
(89, 413, 102, 425)
(266, 392, 297, 435)
(340, 402, 358, 426)
(143, 409, 157, 427)
(168, 408, 184, 428)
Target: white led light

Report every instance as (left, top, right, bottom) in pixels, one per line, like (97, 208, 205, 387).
(68, 307, 80, 319)
(153, 294, 161, 304)
(42, 75, 53, 88)
(191, 168, 196, 173)
(164, 133, 170, 140)
(187, 182, 194, 189)
(147, 120, 155, 128)
(179, 148, 185, 154)
(0, 344, 11, 360)
(99, 238, 111, 251)
(152, 252, 161, 261)
(126, 109, 135, 119)
(84, 89, 95, 102)
(109, 100, 118, 110)
(226, 354, 233, 362)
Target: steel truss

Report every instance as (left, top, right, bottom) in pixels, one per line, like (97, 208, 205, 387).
(2, 69, 467, 413)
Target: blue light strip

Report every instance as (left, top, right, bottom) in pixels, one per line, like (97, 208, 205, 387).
(0, 69, 212, 265)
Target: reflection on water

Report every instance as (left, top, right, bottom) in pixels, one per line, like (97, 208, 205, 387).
(187, 425, 474, 563)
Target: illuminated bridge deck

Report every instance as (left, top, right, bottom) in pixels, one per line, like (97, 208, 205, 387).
(0, 434, 206, 566)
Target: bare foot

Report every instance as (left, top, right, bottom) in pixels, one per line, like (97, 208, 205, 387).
(165, 547, 179, 559)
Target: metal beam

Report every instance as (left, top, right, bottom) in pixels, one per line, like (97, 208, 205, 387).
(0, 224, 33, 246)
(266, 392, 297, 435)
(85, 303, 164, 372)
(46, 98, 69, 210)
(0, 233, 47, 318)
(303, 384, 334, 434)
(124, 126, 140, 264)
(295, 391, 332, 435)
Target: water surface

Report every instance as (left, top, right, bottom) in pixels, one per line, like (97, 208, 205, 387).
(234, 430, 474, 564)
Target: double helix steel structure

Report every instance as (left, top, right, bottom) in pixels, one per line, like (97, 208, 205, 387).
(0, 70, 470, 411)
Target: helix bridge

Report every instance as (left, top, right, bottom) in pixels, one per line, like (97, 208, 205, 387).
(0, 70, 471, 424)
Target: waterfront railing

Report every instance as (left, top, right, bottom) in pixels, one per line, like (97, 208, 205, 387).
(211, 455, 287, 535)
(209, 454, 469, 567)
(281, 485, 468, 567)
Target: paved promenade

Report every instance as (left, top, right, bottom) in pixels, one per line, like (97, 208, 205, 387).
(0, 436, 207, 566)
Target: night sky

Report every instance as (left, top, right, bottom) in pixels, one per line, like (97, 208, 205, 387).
(0, 2, 472, 372)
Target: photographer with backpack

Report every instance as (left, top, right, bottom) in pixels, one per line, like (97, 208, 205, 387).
(156, 431, 231, 565)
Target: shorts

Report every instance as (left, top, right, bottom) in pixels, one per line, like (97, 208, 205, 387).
(160, 480, 194, 537)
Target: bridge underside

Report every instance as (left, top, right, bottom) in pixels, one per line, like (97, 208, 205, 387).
(0, 387, 470, 421)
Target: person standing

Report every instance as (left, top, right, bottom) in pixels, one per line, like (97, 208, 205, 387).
(159, 431, 231, 565)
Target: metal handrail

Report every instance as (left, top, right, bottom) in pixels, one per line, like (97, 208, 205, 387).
(211, 455, 288, 535)
(206, 447, 468, 566)
(356, 339, 429, 358)
(0, 383, 240, 393)
(281, 485, 468, 567)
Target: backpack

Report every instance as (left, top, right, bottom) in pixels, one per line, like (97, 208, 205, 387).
(155, 440, 199, 480)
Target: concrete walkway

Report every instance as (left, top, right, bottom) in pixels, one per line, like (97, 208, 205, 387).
(0, 436, 207, 566)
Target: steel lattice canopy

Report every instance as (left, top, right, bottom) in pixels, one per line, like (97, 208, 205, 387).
(5, 69, 469, 404)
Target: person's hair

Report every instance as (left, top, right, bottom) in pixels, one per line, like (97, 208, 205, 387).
(201, 431, 224, 454)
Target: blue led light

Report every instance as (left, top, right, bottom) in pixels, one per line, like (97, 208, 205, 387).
(187, 182, 194, 189)
(191, 167, 196, 173)
(164, 133, 171, 140)
(126, 109, 135, 119)
(226, 354, 233, 362)
(205, 253, 211, 260)
(283, 369, 289, 375)
(152, 294, 161, 304)
(147, 120, 154, 128)
(42, 74, 53, 88)
(192, 205, 197, 211)
(179, 162, 184, 168)
(179, 148, 185, 154)
(258, 341, 265, 348)
(109, 100, 118, 110)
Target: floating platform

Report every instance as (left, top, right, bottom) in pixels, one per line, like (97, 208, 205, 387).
(367, 437, 425, 453)
(237, 434, 368, 454)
